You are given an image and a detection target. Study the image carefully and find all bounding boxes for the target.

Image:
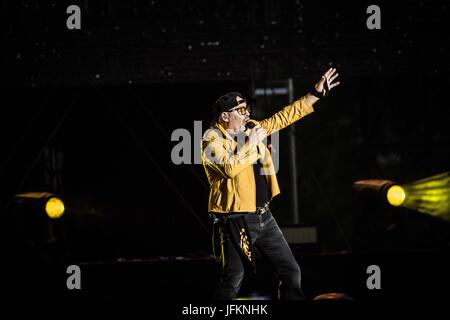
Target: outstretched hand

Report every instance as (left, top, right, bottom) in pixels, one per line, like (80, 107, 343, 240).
(315, 68, 340, 94)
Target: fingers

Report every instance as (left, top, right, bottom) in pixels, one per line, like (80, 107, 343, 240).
(256, 127, 266, 135)
(255, 126, 266, 137)
(324, 67, 336, 78)
(252, 125, 265, 135)
(249, 125, 266, 144)
(329, 73, 339, 83)
(329, 81, 340, 89)
(318, 68, 340, 92)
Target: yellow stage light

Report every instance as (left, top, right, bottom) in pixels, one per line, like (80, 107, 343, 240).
(354, 172, 450, 221)
(45, 197, 65, 219)
(11, 192, 65, 246)
(386, 185, 406, 206)
(14, 192, 65, 219)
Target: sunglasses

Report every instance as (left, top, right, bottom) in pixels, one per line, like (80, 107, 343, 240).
(230, 105, 251, 115)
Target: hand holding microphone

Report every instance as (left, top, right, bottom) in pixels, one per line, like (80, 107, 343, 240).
(248, 123, 266, 144)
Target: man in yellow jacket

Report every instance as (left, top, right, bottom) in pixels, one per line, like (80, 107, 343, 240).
(202, 68, 340, 300)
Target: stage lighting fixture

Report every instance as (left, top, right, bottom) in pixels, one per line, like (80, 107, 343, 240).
(353, 179, 399, 206)
(353, 172, 450, 221)
(313, 292, 353, 300)
(44, 197, 65, 219)
(14, 192, 65, 219)
(386, 185, 406, 206)
(8, 192, 66, 247)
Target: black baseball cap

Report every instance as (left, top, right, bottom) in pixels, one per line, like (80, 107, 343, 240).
(212, 92, 246, 114)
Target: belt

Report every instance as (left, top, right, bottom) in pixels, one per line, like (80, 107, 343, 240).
(209, 202, 270, 221)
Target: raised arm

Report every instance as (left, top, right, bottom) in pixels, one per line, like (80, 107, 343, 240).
(257, 68, 340, 136)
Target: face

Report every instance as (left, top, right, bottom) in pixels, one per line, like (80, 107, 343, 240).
(221, 96, 250, 133)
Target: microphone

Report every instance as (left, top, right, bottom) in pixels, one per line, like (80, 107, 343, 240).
(245, 121, 256, 130)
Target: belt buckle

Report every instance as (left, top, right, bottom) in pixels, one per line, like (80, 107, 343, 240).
(256, 202, 269, 215)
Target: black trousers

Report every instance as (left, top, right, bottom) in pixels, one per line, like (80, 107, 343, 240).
(214, 211, 305, 300)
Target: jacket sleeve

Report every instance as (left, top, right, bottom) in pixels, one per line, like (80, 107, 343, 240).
(202, 136, 260, 179)
(257, 95, 314, 136)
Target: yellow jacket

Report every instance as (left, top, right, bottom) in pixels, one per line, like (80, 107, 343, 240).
(201, 96, 314, 213)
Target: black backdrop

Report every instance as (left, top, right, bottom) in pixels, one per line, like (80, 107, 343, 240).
(1, 0, 449, 304)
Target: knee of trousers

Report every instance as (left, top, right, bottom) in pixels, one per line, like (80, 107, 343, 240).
(280, 265, 302, 284)
(222, 268, 245, 288)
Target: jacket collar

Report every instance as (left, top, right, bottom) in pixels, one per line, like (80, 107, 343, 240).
(213, 122, 251, 141)
(213, 122, 234, 141)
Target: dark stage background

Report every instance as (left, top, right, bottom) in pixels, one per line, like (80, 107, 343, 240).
(1, 0, 449, 306)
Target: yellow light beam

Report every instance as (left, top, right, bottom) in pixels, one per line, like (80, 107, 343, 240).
(398, 171, 450, 221)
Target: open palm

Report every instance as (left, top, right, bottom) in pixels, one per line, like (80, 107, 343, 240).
(315, 68, 340, 93)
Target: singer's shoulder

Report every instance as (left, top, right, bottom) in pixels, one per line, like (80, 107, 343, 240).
(202, 126, 224, 141)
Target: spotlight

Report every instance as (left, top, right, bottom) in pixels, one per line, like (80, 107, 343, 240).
(353, 179, 399, 207)
(44, 197, 65, 219)
(313, 292, 353, 300)
(10, 192, 66, 247)
(386, 185, 406, 207)
(14, 192, 65, 219)
(353, 172, 450, 221)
